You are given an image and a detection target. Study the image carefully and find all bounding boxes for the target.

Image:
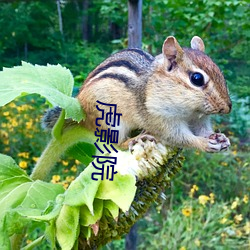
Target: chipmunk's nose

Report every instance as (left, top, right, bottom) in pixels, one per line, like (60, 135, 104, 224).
(219, 101, 232, 114)
(228, 101, 232, 112)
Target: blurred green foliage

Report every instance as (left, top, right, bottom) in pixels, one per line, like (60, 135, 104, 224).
(0, 0, 249, 97)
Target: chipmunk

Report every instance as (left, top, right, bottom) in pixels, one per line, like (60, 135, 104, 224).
(44, 36, 232, 153)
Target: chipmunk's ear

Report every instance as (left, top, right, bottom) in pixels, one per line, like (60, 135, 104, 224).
(191, 36, 205, 52)
(162, 36, 184, 63)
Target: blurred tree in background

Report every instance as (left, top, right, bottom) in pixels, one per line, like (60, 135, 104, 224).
(0, 0, 249, 96)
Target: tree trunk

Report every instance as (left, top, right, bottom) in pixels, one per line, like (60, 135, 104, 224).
(56, 0, 64, 36)
(82, 0, 89, 41)
(128, 0, 142, 48)
(126, 2, 143, 246)
(24, 42, 28, 61)
(125, 224, 137, 250)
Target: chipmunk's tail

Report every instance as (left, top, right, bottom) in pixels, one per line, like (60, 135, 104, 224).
(41, 106, 62, 130)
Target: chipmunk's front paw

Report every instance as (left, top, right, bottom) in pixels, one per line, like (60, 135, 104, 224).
(206, 133, 230, 152)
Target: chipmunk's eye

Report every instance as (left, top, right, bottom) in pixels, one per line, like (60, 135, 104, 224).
(190, 72, 204, 87)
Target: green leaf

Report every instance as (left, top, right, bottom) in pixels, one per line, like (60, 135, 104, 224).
(80, 226, 92, 240)
(80, 199, 103, 227)
(64, 165, 101, 214)
(0, 181, 64, 239)
(45, 220, 56, 249)
(0, 182, 33, 217)
(0, 176, 32, 201)
(66, 142, 97, 166)
(0, 154, 65, 242)
(0, 154, 30, 181)
(26, 196, 63, 222)
(0, 62, 84, 122)
(3, 210, 31, 237)
(20, 181, 64, 213)
(96, 173, 136, 212)
(0, 183, 33, 247)
(103, 200, 119, 219)
(56, 205, 80, 250)
(64, 155, 137, 214)
(0, 231, 10, 250)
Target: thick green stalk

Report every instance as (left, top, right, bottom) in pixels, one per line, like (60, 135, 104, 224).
(10, 233, 24, 250)
(30, 125, 96, 181)
(11, 126, 95, 249)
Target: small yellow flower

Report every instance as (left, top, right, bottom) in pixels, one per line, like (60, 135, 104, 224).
(66, 176, 75, 182)
(236, 229, 243, 237)
(19, 161, 28, 169)
(26, 121, 33, 129)
(234, 214, 243, 224)
(231, 198, 240, 209)
(62, 160, 69, 166)
(32, 157, 39, 163)
(63, 182, 69, 189)
(18, 152, 30, 159)
(75, 159, 81, 165)
(194, 238, 201, 247)
(4, 147, 10, 152)
(3, 138, 9, 145)
(3, 111, 9, 116)
(221, 162, 228, 167)
(11, 120, 18, 127)
(182, 207, 192, 217)
(244, 221, 250, 234)
(9, 102, 16, 108)
(0, 130, 8, 138)
(26, 239, 32, 244)
(220, 217, 228, 224)
(189, 184, 199, 197)
(198, 195, 210, 206)
(51, 175, 61, 183)
(243, 195, 248, 204)
(232, 150, 237, 156)
(179, 247, 186, 250)
(17, 105, 30, 112)
(209, 193, 215, 204)
(221, 232, 227, 238)
(70, 165, 77, 172)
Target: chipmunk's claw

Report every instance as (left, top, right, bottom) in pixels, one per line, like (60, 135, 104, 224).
(129, 134, 156, 153)
(207, 133, 230, 152)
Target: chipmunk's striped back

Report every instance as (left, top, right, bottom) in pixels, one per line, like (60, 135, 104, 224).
(43, 36, 232, 153)
(83, 48, 155, 89)
(77, 48, 155, 140)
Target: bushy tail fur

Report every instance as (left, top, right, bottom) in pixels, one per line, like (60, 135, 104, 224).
(41, 106, 62, 130)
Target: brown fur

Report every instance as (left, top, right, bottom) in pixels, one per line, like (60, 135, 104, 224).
(77, 36, 232, 152)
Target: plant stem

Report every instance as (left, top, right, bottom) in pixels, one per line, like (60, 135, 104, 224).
(10, 235, 21, 250)
(30, 125, 96, 181)
(12, 126, 95, 249)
